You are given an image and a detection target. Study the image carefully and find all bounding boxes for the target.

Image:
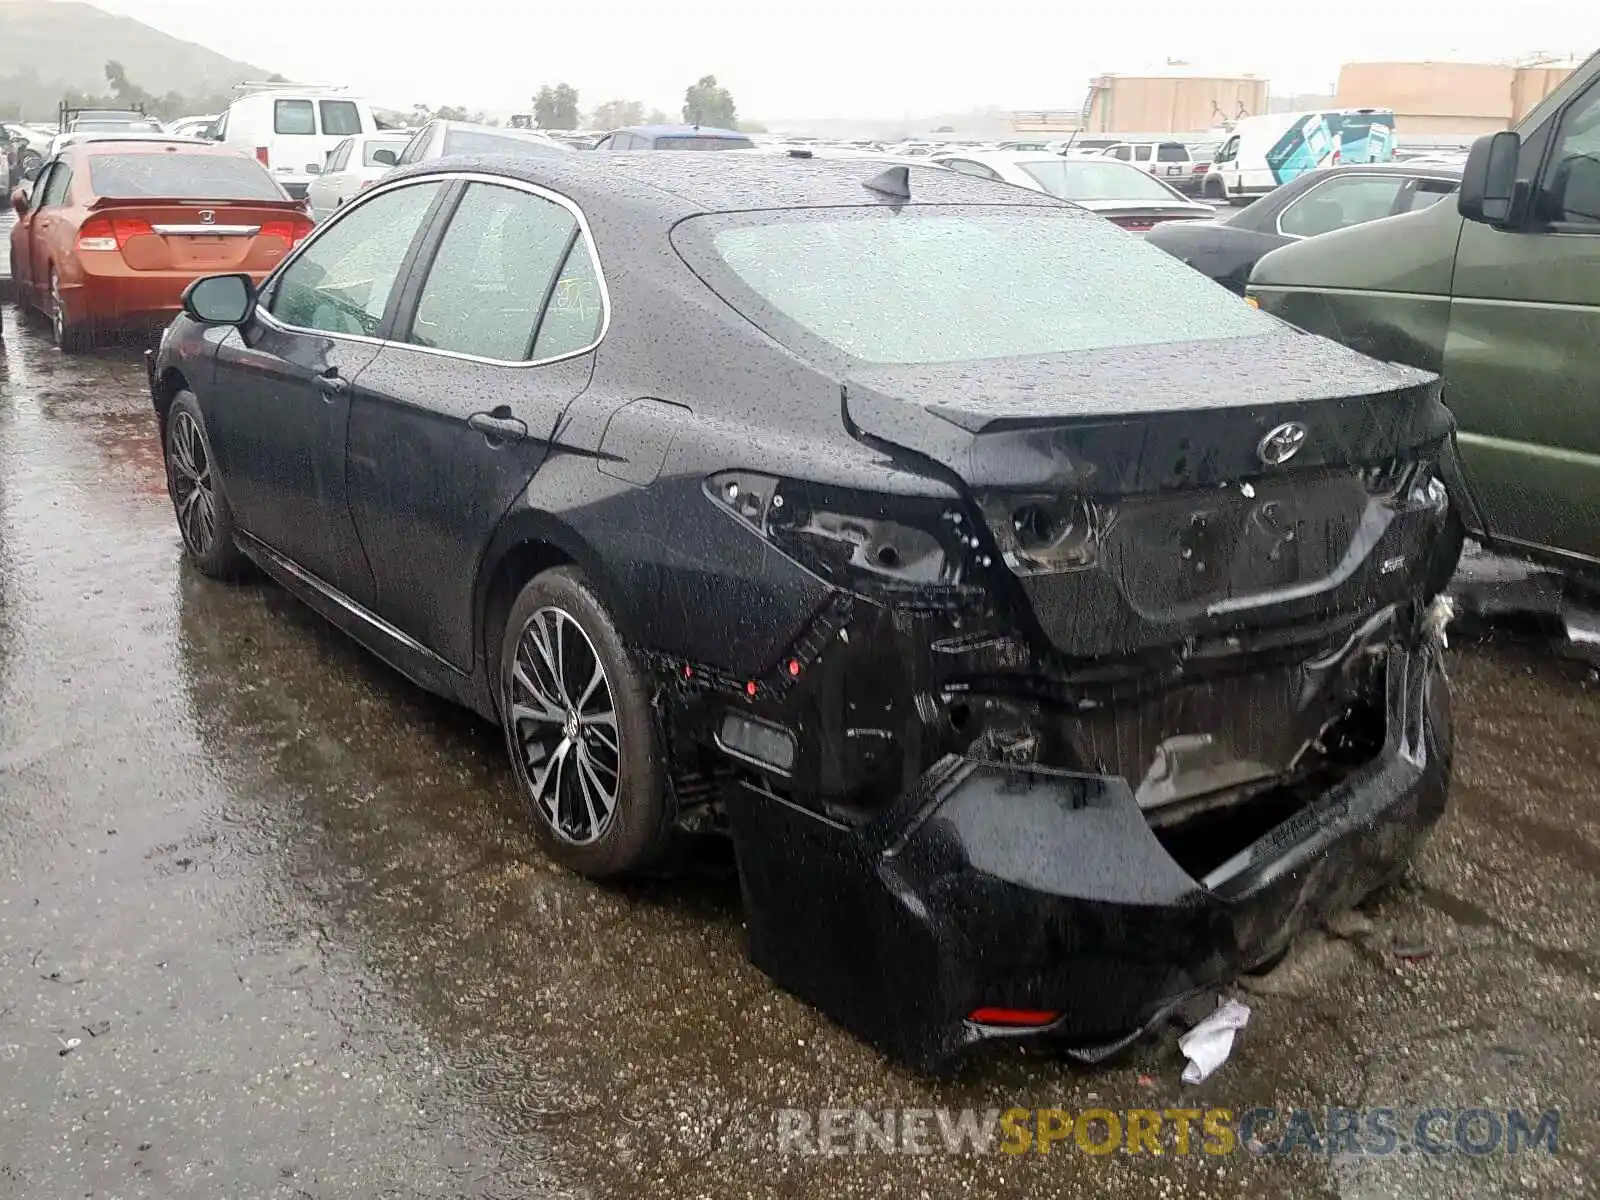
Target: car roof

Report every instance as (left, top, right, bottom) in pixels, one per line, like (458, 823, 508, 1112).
(620, 125, 746, 139)
(386, 152, 1064, 220)
(1317, 161, 1462, 179)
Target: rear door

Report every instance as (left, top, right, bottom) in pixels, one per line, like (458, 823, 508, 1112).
(205, 178, 446, 603)
(346, 177, 606, 668)
(1444, 72, 1600, 562)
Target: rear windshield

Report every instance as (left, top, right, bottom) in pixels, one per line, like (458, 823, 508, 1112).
(87, 154, 283, 200)
(73, 120, 163, 133)
(678, 206, 1265, 365)
(653, 135, 754, 151)
(442, 129, 564, 158)
(1018, 159, 1179, 201)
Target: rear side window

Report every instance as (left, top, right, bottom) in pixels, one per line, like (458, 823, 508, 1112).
(680, 207, 1267, 365)
(406, 182, 595, 361)
(320, 101, 362, 136)
(88, 154, 282, 199)
(39, 164, 72, 207)
(274, 100, 315, 135)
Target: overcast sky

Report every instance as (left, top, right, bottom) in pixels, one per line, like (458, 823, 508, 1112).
(84, 0, 1600, 118)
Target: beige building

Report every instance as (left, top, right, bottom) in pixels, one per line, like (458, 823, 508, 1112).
(1335, 60, 1576, 134)
(1083, 71, 1269, 134)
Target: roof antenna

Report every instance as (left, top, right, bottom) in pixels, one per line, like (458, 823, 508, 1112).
(863, 165, 910, 199)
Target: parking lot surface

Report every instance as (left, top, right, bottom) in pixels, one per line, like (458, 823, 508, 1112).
(1, 319, 1597, 1199)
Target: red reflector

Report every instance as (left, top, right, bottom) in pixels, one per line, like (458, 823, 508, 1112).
(259, 217, 314, 246)
(787, 659, 801, 677)
(255, 146, 270, 166)
(968, 1007, 1060, 1027)
(78, 214, 154, 249)
(745, 681, 758, 697)
(1115, 219, 1155, 232)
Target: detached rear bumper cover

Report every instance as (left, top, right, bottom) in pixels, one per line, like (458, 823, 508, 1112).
(728, 627, 1449, 1071)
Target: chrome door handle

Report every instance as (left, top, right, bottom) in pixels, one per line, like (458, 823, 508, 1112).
(467, 408, 528, 443)
(314, 370, 348, 399)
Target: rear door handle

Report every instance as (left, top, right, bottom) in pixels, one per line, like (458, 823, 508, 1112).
(468, 408, 529, 443)
(315, 369, 348, 399)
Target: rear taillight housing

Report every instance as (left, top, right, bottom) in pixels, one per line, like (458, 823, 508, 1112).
(78, 214, 153, 251)
(255, 146, 270, 166)
(1193, 162, 1210, 174)
(259, 217, 314, 247)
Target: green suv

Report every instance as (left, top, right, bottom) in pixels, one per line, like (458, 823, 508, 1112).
(1249, 49, 1600, 583)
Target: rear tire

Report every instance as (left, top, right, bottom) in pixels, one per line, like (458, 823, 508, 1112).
(165, 390, 248, 579)
(499, 566, 671, 878)
(49, 268, 87, 352)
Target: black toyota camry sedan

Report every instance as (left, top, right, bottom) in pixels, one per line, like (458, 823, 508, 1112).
(149, 153, 1459, 1071)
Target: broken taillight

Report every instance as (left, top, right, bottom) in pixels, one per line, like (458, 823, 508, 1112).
(979, 493, 1115, 575)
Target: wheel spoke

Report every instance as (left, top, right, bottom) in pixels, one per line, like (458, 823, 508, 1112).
(530, 737, 572, 824)
(576, 652, 606, 712)
(552, 612, 570, 701)
(527, 614, 563, 702)
(576, 747, 613, 832)
(585, 719, 619, 757)
(510, 661, 564, 725)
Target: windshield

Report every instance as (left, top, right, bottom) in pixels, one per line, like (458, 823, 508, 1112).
(1018, 159, 1180, 202)
(442, 129, 566, 157)
(654, 135, 755, 151)
(87, 153, 284, 199)
(682, 206, 1265, 365)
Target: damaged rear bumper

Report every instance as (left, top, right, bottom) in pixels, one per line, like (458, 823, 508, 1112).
(726, 621, 1451, 1072)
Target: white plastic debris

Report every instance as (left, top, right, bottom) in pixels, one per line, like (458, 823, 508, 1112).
(1179, 997, 1251, 1084)
(1423, 594, 1456, 649)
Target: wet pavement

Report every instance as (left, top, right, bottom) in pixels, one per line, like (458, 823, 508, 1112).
(1, 316, 1597, 1199)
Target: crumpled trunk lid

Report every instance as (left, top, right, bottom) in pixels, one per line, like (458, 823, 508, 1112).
(844, 328, 1452, 658)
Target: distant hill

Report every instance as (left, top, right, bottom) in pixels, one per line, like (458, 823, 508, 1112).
(0, 0, 266, 118)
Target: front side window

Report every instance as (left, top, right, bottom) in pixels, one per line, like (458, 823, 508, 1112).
(274, 99, 315, 136)
(1278, 175, 1406, 238)
(405, 182, 587, 361)
(268, 181, 440, 336)
(1540, 81, 1600, 225)
(1133, 144, 1153, 162)
(1403, 178, 1458, 213)
(320, 100, 363, 136)
(680, 206, 1268, 366)
(363, 140, 405, 167)
(1215, 136, 1239, 164)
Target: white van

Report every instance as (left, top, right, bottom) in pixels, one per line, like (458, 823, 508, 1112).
(213, 82, 376, 199)
(1202, 108, 1396, 204)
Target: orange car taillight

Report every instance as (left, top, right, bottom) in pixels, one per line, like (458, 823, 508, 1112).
(256, 146, 270, 166)
(78, 214, 153, 251)
(259, 217, 314, 246)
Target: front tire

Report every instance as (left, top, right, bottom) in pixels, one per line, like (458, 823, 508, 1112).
(165, 391, 248, 579)
(499, 567, 670, 878)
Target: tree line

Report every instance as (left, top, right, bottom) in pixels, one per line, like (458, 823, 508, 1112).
(534, 75, 761, 132)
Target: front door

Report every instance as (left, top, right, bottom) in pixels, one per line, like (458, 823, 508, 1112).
(1445, 71, 1600, 564)
(346, 178, 606, 669)
(20, 160, 70, 308)
(204, 179, 445, 605)
(8, 160, 53, 298)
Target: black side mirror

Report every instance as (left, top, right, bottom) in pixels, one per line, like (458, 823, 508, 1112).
(21, 161, 40, 183)
(1459, 130, 1522, 226)
(370, 148, 397, 166)
(182, 273, 256, 326)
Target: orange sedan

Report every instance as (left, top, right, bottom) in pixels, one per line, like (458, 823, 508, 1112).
(8, 139, 314, 350)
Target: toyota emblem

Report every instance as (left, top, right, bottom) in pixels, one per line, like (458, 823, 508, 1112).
(198, 210, 215, 224)
(1257, 421, 1309, 467)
